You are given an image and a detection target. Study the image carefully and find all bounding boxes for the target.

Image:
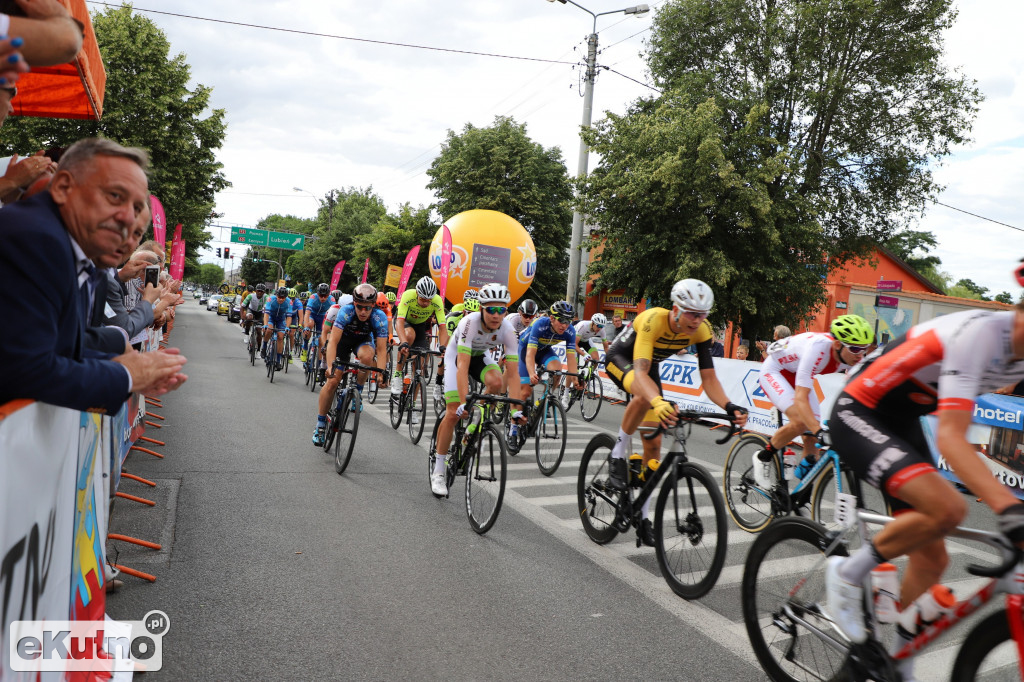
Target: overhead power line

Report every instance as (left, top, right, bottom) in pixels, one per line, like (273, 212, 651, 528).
(933, 200, 1024, 233)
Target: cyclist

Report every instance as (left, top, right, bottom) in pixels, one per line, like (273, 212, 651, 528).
(751, 314, 874, 487)
(517, 300, 582, 422)
(240, 283, 267, 336)
(391, 276, 448, 396)
(313, 283, 389, 446)
(438, 289, 479, 401)
(603, 279, 749, 546)
(431, 283, 519, 497)
(261, 286, 294, 371)
(824, 299, 1024, 671)
(573, 313, 608, 379)
(302, 283, 335, 362)
(504, 298, 538, 340)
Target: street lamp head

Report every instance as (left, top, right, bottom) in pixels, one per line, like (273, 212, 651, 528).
(624, 4, 650, 15)
(546, 0, 568, 3)
(292, 187, 304, 192)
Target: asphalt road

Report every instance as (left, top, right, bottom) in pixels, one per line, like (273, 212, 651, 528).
(106, 301, 1007, 681)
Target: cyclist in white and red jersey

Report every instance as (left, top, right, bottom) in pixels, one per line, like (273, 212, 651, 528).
(752, 315, 873, 485)
(824, 300, 1024, 671)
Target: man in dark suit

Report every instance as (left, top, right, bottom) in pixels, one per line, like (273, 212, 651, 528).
(0, 137, 187, 414)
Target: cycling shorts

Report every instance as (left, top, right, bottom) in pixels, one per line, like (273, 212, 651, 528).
(518, 346, 562, 385)
(265, 318, 289, 333)
(579, 337, 604, 352)
(405, 320, 433, 350)
(334, 334, 375, 365)
(307, 314, 326, 333)
(828, 395, 937, 513)
(443, 352, 499, 404)
(758, 369, 821, 419)
(604, 346, 662, 396)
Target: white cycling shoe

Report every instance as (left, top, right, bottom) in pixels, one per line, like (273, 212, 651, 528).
(430, 472, 448, 497)
(825, 556, 867, 643)
(751, 450, 775, 489)
(390, 375, 403, 395)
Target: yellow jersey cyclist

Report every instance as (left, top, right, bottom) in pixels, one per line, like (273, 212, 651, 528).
(431, 283, 520, 497)
(604, 278, 749, 545)
(391, 276, 449, 396)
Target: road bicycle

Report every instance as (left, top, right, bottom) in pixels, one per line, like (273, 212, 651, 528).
(722, 429, 890, 533)
(322, 360, 384, 475)
(742, 492, 1024, 681)
(390, 347, 442, 444)
(261, 327, 287, 383)
(246, 323, 259, 366)
(369, 338, 394, 406)
(577, 410, 738, 599)
(506, 370, 576, 476)
(304, 334, 323, 392)
(557, 355, 604, 422)
(427, 392, 525, 534)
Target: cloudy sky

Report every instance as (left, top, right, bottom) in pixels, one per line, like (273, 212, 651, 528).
(135, 0, 1021, 298)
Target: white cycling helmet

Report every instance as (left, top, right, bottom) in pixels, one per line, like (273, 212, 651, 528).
(477, 282, 511, 305)
(590, 313, 607, 328)
(415, 276, 437, 298)
(670, 278, 714, 313)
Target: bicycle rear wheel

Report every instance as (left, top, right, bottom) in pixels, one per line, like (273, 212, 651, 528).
(743, 517, 849, 682)
(580, 374, 603, 421)
(389, 387, 404, 429)
(723, 433, 778, 533)
(323, 398, 338, 453)
(654, 461, 729, 600)
(810, 460, 891, 533)
(951, 608, 1019, 681)
(282, 336, 290, 373)
(465, 422, 507, 534)
(309, 351, 322, 393)
(535, 396, 567, 476)
(334, 391, 360, 474)
(407, 377, 427, 444)
(577, 434, 621, 544)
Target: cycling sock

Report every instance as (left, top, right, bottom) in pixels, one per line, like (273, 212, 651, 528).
(838, 540, 886, 584)
(433, 454, 446, 475)
(316, 415, 326, 426)
(610, 427, 630, 460)
(641, 498, 651, 519)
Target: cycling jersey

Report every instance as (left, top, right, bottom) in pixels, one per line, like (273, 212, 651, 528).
(759, 332, 847, 417)
(291, 297, 305, 320)
(305, 293, 334, 319)
(574, 321, 604, 350)
(605, 308, 713, 394)
(396, 289, 445, 325)
(324, 304, 389, 341)
(445, 303, 465, 335)
(241, 292, 266, 313)
(504, 312, 532, 338)
(519, 316, 577, 356)
(263, 297, 294, 325)
(443, 312, 518, 403)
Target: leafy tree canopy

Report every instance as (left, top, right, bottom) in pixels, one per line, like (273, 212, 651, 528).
(194, 263, 224, 288)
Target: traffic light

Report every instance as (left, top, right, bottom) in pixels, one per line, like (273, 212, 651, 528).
(224, 247, 230, 259)
(216, 248, 222, 257)
(252, 250, 260, 263)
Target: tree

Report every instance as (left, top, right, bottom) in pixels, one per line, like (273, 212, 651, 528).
(994, 291, 1015, 305)
(195, 263, 224, 288)
(350, 203, 438, 291)
(1, 5, 229, 265)
(426, 116, 573, 304)
(882, 230, 942, 273)
(954, 278, 990, 300)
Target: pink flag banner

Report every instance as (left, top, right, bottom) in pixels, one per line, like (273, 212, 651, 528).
(396, 245, 420, 298)
(438, 224, 452, 302)
(330, 260, 346, 292)
(172, 222, 182, 244)
(150, 195, 166, 250)
(361, 257, 370, 284)
(170, 239, 185, 280)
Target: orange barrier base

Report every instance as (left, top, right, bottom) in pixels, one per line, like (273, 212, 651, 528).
(115, 491, 155, 507)
(146, 411, 165, 421)
(138, 435, 165, 447)
(121, 472, 156, 487)
(130, 445, 164, 459)
(145, 420, 162, 428)
(113, 563, 156, 583)
(108, 533, 161, 550)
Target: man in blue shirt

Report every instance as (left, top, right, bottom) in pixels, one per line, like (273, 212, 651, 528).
(302, 282, 335, 362)
(514, 301, 582, 433)
(262, 287, 294, 371)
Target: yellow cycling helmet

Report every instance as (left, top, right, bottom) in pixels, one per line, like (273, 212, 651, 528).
(830, 314, 874, 346)
(464, 298, 480, 313)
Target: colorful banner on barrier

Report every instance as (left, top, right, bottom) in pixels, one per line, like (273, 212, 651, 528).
(329, 260, 345, 293)
(71, 414, 107, 629)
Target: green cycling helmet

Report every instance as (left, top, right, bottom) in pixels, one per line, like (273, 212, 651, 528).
(385, 291, 396, 304)
(830, 314, 874, 346)
(288, 287, 298, 298)
(464, 298, 480, 313)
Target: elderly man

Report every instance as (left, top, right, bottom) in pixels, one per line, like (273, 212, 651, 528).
(0, 137, 187, 414)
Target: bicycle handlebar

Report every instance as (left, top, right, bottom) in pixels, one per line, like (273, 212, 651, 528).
(641, 410, 740, 445)
(465, 393, 526, 409)
(331, 360, 385, 375)
(405, 347, 443, 357)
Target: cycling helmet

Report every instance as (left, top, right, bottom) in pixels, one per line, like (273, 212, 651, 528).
(353, 283, 377, 304)
(385, 291, 396, 304)
(246, 285, 254, 292)
(464, 298, 480, 313)
(331, 289, 342, 299)
(549, 300, 575, 322)
(276, 286, 289, 298)
(299, 291, 309, 300)
(317, 283, 330, 297)
(463, 289, 479, 303)
(256, 283, 266, 292)
(591, 313, 608, 328)
(518, 299, 538, 316)
(1015, 257, 1024, 287)
(287, 288, 298, 298)
(415, 276, 437, 299)
(376, 292, 389, 308)
(830, 314, 874, 346)
(670, 278, 714, 313)
(478, 282, 511, 305)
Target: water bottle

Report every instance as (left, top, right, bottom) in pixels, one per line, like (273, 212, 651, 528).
(897, 584, 955, 636)
(628, 454, 643, 487)
(783, 449, 797, 481)
(870, 563, 900, 624)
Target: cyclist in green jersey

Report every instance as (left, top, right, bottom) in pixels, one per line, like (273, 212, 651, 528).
(391, 276, 449, 395)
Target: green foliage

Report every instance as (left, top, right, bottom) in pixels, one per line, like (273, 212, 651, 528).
(351, 203, 438, 291)
(994, 291, 1015, 305)
(882, 230, 942, 272)
(0, 5, 229, 266)
(195, 263, 224, 288)
(426, 116, 573, 304)
(954, 278, 990, 300)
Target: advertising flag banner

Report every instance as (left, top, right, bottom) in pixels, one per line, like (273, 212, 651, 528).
(330, 260, 346, 292)
(396, 246, 420, 298)
(438, 224, 452, 302)
(150, 195, 166, 250)
(172, 223, 182, 244)
(169, 239, 185, 280)
(384, 264, 402, 288)
(361, 258, 370, 284)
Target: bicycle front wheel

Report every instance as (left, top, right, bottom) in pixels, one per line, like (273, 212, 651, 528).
(743, 517, 849, 682)
(282, 337, 290, 373)
(951, 608, 1019, 681)
(577, 434, 620, 544)
(580, 375, 603, 421)
(248, 334, 257, 366)
(309, 352, 321, 393)
(465, 423, 507, 534)
(535, 396, 568, 476)
(723, 433, 778, 533)
(407, 377, 427, 444)
(334, 391, 360, 475)
(389, 387, 404, 430)
(654, 461, 729, 600)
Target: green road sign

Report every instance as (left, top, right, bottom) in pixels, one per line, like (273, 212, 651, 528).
(230, 227, 268, 245)
(267, 231, 306, 250)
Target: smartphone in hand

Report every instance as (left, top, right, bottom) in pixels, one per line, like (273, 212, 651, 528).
(144, 266, 159, 288)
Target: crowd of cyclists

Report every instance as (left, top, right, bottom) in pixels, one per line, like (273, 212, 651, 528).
(225, 259, 1024, 681)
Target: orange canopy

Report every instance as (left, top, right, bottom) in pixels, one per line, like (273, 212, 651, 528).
(10, 0, 106, 120)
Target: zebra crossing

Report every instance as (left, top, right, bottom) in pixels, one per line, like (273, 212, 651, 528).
(361, 397, 1009, 680)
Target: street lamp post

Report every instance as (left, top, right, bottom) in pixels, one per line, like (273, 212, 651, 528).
(546, 0, 649, 312)
(293, 186, 336, 230)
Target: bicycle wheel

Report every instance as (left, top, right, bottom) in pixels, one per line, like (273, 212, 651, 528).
(407, 377, 427, 444)
(334, 391, 359, 474)
(722, 433, 779, 533)
(743, 517, 850, 682)
(423, 352, 434, 382)
(577, 434, 621, 544)
(951, 608, 1019, 681)
(309, 351, 321, 393)
(580, 374, 603, 421)
(389, 386, 404, 430)
(323, 401, 338, 453)
(248, 332, 257, 366)
(465, 422, 507, 534)
(810, 460, 891, 532)
(282, 336, 290, 373)
(535, 396, 567, 476)
(267, 347, 276, 383)
(654, 461, 729, 600)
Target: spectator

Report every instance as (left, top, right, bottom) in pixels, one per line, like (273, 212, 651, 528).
(735, 345, 750, 361)
(603, 313, 628, 345)
(710, 333, 725, 358)
(756, 324, 792, 360)
(2, 0, 85, 67)
(0, 137, 187, 413)
(0, 86, 56, 205)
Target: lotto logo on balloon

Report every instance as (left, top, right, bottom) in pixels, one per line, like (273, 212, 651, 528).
(428, 209, 537, 304)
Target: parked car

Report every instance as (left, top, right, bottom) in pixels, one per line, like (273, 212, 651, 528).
(227, 295, 242, 323)
(217, 296, 232, 316)
(206, 294, 222, 311)
(193, 290, 201, 299)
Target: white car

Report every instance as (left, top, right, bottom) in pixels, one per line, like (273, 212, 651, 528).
(206, 294, 222, 311)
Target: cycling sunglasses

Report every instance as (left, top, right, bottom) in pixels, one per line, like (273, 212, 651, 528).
(354, 304, 373, 311)
(483, 306, 507, 315)
(843, 343, 869, 355)
(680, 309, 709, 321)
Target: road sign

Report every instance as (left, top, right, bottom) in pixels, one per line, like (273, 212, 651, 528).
(875, 295, 899, 308)
(267, 231, 306, 250)
(230, 227, 268, 245)
(876, 280, 903, 291)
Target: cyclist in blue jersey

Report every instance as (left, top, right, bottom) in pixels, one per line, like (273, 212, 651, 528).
(262, 286, 294, 371)
(313, 283, 390, 446)
(302, 283, 335, 362)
